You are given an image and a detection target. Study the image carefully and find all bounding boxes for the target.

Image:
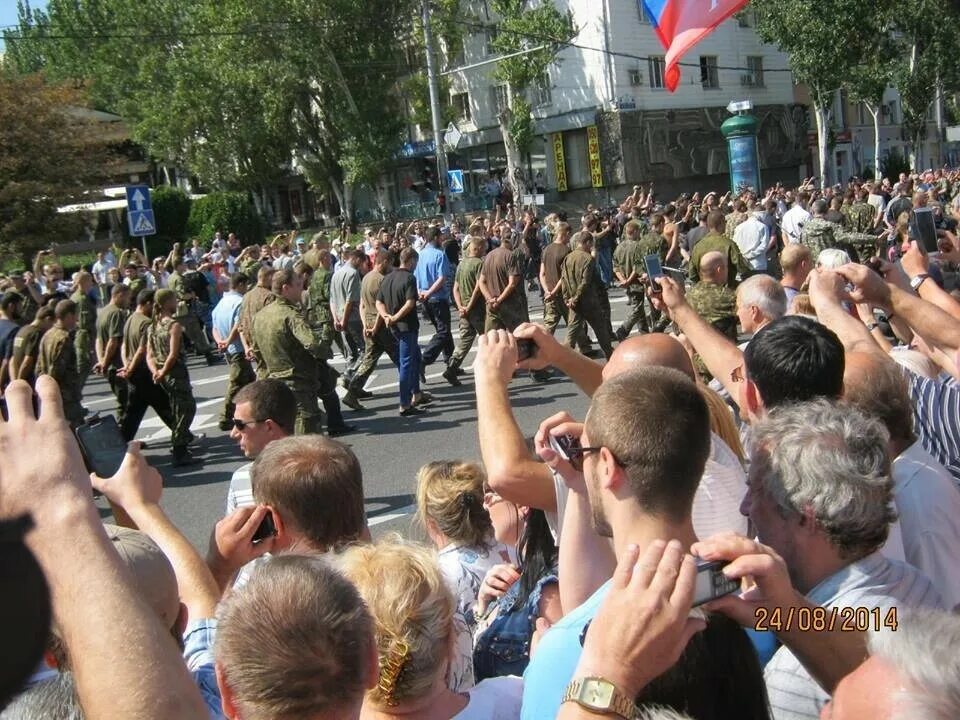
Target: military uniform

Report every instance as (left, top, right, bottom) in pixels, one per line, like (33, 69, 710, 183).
(253, 297, 327, 435)
(168, 270, 213, 356)
(239, 285, 275, 379)
(37, 326, 84, 427)
(613, 235, 648, 336)
(637, 230, 672, 332)
(842, 202, 876, 235)
(481, 246, 528, 332)
(147, 317, 196, 458)
(127, 277, 146, 299)
(725, 211, 749, 239)
(119, 311, 177, 443)
(306, 266, 338, 361)
(71, 289, 97, 391)
(688, 233, 748, 289)
(449, 256, 486, 372)
(349, 268, 399, 394)
(800, 218, 841, 260)
(540, 242, 572, 341)
(11, 322, 45, 385)
(18, 291, 38, 325)
(96, 302, 129, 423)
(686, 281, 738, 380)
(561, 248, 614, 359)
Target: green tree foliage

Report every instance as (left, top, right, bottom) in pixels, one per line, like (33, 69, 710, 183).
(750, 0, 892, 187)
(0, 73, 121, 265)
(149, 186, 192, 244)
(187, 192, 264, 246)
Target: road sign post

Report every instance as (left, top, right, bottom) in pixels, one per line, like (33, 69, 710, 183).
(125, 185, 157, 259)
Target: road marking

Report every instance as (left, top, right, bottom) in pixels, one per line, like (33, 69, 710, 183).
(368, 503, 417, 526)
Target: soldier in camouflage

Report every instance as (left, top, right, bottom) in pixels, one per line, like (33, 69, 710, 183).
(613, 219, 650, 338)
(448, 236, 487, 378)
(689, 210, 749, 289)
(635, 213, 672, 332)
(724, 199, 750, 239)
(560, 232, 614, 359)
(70, 271, 97, 393)
(168, 257, 217, 365)
(36, 299, 85, 427)
(238, 265, 275, 379)
(842, 187, 879, 234)
(800, 199, 842, 260)
(686, 252, 738, 381)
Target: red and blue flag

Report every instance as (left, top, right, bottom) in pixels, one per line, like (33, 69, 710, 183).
(641, 0, 751, 91)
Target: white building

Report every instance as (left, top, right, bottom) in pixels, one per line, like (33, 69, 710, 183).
(386, 1, 809, 213)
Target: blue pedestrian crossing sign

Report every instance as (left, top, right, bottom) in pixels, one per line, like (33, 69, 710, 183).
(125, 185, 157, 237)
(447, 169, 464, 194)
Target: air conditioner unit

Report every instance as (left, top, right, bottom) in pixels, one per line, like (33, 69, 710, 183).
(628, 69, 642, 87)
(740, 74, 755, 87)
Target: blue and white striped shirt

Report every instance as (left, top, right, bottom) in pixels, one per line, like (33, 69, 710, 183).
(904, 368, 960, 488)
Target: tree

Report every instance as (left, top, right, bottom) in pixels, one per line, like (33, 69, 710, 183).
(751, 0, 891, 188)
(845, 50, 895, 179)
(488, 0, 574, 200)
(0, 73, 121, 265)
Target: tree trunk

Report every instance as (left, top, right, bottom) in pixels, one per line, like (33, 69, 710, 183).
(813, 100, 832, 189)
(867, 104, 881, 179)
(329, 175, 347, 223)
(343, 182, 355, 228)
(499, 107, 530, 204)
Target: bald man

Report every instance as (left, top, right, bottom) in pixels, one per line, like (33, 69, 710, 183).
(476, 324, 747, 547)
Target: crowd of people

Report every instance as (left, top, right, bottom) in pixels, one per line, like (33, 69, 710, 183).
(3, 167, 960, 719)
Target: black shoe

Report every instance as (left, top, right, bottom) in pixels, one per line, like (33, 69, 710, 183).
(172, 450, 201, 467)
(353, 388, 374, 399)
(399, 405, 426, 417)
(413, 391, 435, 407)
(454, 367, 467, 376)
(188, 432, 206, 445)
(341, 392, 365, 411)
(205, 353, 221, 366)
(328, 423, 356, 437)
(218, 420, 233, 432)
(614, 327, 628, 342)
(419, 365, 427, 384)
(442, 368, 462, 386)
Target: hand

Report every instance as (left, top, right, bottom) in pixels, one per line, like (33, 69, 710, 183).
(245, 349, 256, 362)
(92, 362, 104, 376)
(90, 442, 162, 509)
(574, 540, 706, 698)
(333, 320, 343, 332)
(0, 377, 92, 520)
(690, 532, 804, 630)
(384, 315, 396, 327)
(900, 240, 930, 279)
(806, 268, 848, 312)
(653, 275, 685, 311)
(152, 370, 166, 384)
(364, 327, 374, 338)
(834, 263, 892, 307)
(206, 505, 276, 582)
(475, 329, 519, 386)
(216, 341, 229, 352)
(477, 563, 521, 610)
(566, 298, 576, 309)
(534, 411, 586, 491)
(513, 322, 561, 371)
(116, 367, 129, 379)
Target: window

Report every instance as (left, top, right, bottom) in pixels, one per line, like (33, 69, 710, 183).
(742, 56, 764, 88)
(628, 68, 642, 87)
(534, 73, 552, 107)
(637, 2, 651, 23)
(491, 84, 509, 116)
(736, 9, 755, 27)
(484, 27, 498, 57)
(451, 92, 471, 123)
(649, 56, 666, 89)
(700, 56, 719, 89)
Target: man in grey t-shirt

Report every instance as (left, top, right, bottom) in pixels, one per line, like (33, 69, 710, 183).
(329, 249, 367, 386)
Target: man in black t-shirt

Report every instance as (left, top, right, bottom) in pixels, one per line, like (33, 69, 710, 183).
(376, 247, 433, 416)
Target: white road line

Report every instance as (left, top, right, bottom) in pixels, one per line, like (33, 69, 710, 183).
(368, 503, 417, 526)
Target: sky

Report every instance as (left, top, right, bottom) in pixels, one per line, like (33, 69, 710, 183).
(0, 0, 49, 50)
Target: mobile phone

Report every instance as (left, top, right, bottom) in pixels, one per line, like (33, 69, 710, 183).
(909, 207, 939, 253)
(516, 338, 536, 362)
(692, 559, 740, 607)
(74, 415, 128, 478)
(865, 257, 884, 276)
(644, 254, 664, 291)
(548, 433, 581, 461)
(252, 511, 277, 543)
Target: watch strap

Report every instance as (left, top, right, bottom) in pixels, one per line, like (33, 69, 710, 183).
(562, 677, 639, 719)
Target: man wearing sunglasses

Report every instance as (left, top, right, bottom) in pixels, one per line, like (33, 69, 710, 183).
(225, 379, 296, 514)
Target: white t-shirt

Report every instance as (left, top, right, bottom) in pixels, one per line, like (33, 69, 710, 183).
(781, 205, 811, 243)
(452, 676, 524, 720)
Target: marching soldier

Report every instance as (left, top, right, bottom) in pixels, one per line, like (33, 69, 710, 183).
(346, 249, 399, 403)
(168, 257, 217, 364)
(238, 265, 275, 379)
(540, 222, 573, 341)
(147, 289, 201, 467)
(447, 236, 487, 379)
(70, 271, 97, 392)
(800, 199, 841, 260)
(11, 304, 55, 385)
(686, 251, 738, 383)
(613, 220, 650, 339)
(478, 232, 527, 332)
(560, 232, 614, 359)
(36, 299, 85, 427)
(94, 283, 132, 423)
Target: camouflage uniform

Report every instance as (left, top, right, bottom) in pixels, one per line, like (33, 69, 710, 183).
(725, 211, 749, 239)
(239, 285, 275, 379)
(688, 233, 748, 289)
(96, 301, 129, 424)
(349, 268, 399, 393)
(37, 326, 84, 427)
(168, 270, 213, 355)
(147, 317, 196, 457)
(800, 218, 841, 260)
(843, 202, 877, 235)
(252, 297, 327, 435)
(449, 256, 486, 371)
(127, 277, 146, 299)
(561, 248, 614, 359)
(306, 266, 337, 361)
(636, 230, 672, 332)
(70, 289, 96, 392)
(686, 281, 738, 381)
(613, 235, 647, 335)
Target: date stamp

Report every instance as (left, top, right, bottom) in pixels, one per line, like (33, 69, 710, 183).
(754, 606, 898, 633)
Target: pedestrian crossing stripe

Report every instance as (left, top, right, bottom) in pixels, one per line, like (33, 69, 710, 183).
(133, 213, 155, 234)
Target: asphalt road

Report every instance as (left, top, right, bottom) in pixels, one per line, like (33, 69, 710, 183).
(87, 288, 634, 551)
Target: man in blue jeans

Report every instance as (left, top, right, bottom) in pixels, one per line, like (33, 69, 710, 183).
(414, 226, 460, 386)
(376, 247, 434, 416)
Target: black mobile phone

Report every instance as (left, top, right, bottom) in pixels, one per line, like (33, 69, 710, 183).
(548, 433, 581, 461)
(252, 511, 277, 543)
(644, 254, 664, 292)
(516, 338, 536, 362)
(692, 559, 740, 606)
(909, 207, 939, 253)
(74, 415, 128, 478)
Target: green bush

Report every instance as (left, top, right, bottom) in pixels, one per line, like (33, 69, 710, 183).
(187, 192, 264, 246)
(150, 186, 192, 242)
(879, 148, 910, 181)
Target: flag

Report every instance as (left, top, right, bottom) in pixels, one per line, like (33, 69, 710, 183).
(641, 0, 751, 91)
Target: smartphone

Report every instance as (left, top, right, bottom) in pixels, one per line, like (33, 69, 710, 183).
(644, 254, 664, 291)
(74, 415, 128, 478)
(516, 338, 536, 362)
(252, 511, 277, 543)
(548, 433, 581, 461)
(692, 559, 740, 607)
(909, 207, 939, 253)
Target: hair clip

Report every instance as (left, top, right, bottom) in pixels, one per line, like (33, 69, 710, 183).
(378, 638, 410, 705)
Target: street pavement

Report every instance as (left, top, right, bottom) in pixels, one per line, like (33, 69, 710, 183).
(87, 288, 634, 551)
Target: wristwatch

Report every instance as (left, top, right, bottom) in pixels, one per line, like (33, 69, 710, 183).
(910, 273, 930, 291)
(561, 677, 639, 718)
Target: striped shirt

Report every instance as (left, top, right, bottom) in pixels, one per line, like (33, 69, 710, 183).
(904, 369, 960, 488)
(764, 552, 943, 720)
(225, 462, 254, 515)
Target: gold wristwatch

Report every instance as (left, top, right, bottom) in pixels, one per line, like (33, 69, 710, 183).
(561, 677, 639, 718)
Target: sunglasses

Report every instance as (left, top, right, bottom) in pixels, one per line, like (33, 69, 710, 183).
(564, 446, 602, 472)
(231, 418, 267, 431)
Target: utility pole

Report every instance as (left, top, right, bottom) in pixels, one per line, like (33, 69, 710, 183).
(421, 0, 448, 213)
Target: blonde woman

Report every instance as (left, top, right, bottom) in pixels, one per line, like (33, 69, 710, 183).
(339, 537, 523, 720)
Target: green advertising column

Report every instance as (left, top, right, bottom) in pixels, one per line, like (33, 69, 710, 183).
(721, 111, 761, 195)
